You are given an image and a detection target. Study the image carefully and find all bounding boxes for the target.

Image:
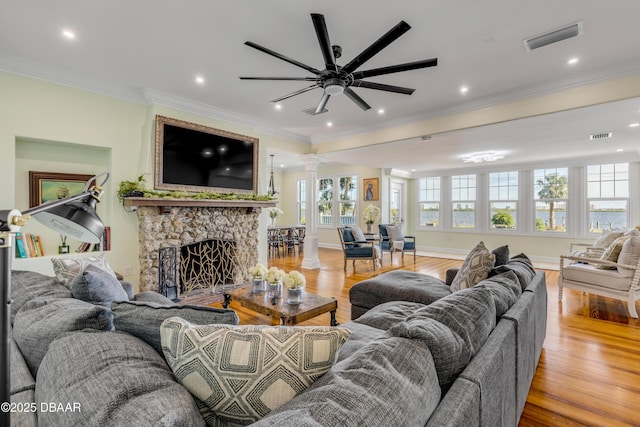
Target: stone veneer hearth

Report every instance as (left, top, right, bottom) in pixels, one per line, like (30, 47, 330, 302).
(136, 205, 261, 292)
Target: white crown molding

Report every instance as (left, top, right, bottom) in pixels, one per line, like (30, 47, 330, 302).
(311, 58, 640, 145)
(0, 53, 309, 144)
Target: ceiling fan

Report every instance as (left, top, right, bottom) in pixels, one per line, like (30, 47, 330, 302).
(240, 13, 438, 115)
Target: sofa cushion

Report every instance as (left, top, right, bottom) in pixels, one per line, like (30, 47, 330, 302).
(474, 270, 522, 317)
(134, 290, 176, 305)
(111, 300, 239, 354)
(617, 235, 640, 277)
(13, 297, 114, 375)
(493, 253, 536, 290)
(71, 264, 130, 307)
(354, 301, 427, 330)
(10, 270, 72, 324)
(337, 321, 387, 362)
(251, 335, 441, 427)
(563, 263, 633, 291)
(450, 241, 495, 291)
(51, 253, 117, 288)
(10, 335, 35, 395)
(160, 318, 350, 425)
(388, 286, 496, 386)
(10, 389, 37, 427)
(36, 330, 205, 427)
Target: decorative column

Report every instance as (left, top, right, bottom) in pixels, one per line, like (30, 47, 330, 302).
(301, 155, 323, 270)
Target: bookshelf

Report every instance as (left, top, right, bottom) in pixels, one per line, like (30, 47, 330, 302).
(12, 251, 110, 276)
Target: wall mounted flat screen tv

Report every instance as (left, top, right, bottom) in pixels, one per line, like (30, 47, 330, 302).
(154, 115, 259, 194)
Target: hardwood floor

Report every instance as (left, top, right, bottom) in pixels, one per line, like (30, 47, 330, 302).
(223, 248, 640, 426)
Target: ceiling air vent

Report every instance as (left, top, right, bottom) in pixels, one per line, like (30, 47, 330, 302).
(590, 132, 613, 140)
(524, 21, 583, 51)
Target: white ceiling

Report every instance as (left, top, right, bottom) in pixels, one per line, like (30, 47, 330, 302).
(1, 0, 640, 172)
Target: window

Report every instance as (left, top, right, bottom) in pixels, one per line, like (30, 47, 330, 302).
(489, 171, 518, 230)
(339, 176, 357, 225)
(297, 180, 306, 225)
(451, 174, 476, 228)
(587, 163, 628, 232)
(318, 178, 333, 225)
(534, 167, 568, 232)
(419, 177, 441, 227)
(317, 175, 358, 226)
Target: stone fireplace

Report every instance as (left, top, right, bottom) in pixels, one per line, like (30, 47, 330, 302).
(130, 199, 274, 293)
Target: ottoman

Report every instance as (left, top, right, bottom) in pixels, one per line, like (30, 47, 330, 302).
(349, 270, 452, 319)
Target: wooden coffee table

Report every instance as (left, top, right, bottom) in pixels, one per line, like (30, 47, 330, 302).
(223, 287, 338, 326)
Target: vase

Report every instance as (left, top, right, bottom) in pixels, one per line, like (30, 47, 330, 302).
(286, 286, 304, 305)
(366, 223, 373, 233)
(252, 277, 266, 294)
(267, 280, 282, 299)
(270, 216, 277, 227)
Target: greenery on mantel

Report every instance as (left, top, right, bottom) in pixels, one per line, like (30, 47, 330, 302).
(117, 175, 274, 202)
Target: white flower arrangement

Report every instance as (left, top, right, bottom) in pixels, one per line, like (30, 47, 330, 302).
(248, 263, 268, 279)
(267, 207, 284, 220)
(284, 270, 306, 289)
(265, 266, 286, 284)
(362, 204, 381, 224)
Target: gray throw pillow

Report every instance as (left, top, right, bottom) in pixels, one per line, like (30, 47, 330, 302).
(71, 264, 129, 307)
(389, 286, 496, 386)
(111, 300, 239, 354)
(36, 330, 205, 427)
(13, 297, 114, 376)
(492, 245, 510, 267)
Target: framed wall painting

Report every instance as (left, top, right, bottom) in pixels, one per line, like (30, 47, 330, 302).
(29, 171, 94, 208)
(363, 178, 379, 201)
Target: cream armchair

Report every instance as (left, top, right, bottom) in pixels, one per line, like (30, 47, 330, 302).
(559, 235, 640, 318)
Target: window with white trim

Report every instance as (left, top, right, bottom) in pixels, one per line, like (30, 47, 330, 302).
(451, 174, 476, 229)
(338, 176, 357, 225)
(297, 179, 306, 225)
(489, 171, 518, 230)
(534, 167, 568, 233)
(317, 178, 333, 225)
(317, 175, 358, 226)
(587, 163, 628, 233)
(419, 177, 441, 227)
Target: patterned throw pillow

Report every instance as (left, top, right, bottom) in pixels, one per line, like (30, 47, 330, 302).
(595, 236, 628, 270)
(450, 241, 495, 292)
(160, 317, 351, 425)
(51, 253, 117, 288)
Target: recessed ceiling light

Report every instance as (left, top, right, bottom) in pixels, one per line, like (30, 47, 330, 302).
(377, 108, 385, 115)
(274, 103, 282, 110)
(195, 76, 205, 85)
(461, 151, 506, 163)
(327, 121, 333, 127)
(567, 57, 579, 65)
(279, 164, 284, 168)
(616, 148, 624, 152)
(62, 29, 75, 40)
(460, 86, 469, 94)
(629, 123, 639, 128)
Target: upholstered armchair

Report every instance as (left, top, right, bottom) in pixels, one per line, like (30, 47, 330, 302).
(378, 224, 416, 263)
(337, 226, 377, 272)
(559, 234, 640, 318)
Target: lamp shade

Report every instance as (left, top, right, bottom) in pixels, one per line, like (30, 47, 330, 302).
(30, 199, 104, 243)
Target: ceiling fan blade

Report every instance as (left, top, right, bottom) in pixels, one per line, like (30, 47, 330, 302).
(344, 88, 371, 111)
(311, 13, 336, 69)
(315, 93, 331, 114)
(352, 58, 438, 79)
(244, 41, 321, 75)
(341, 21, 411, 74)
(240, 77, 317, 81)
(352, 80, 415, 95)
(270, 84, 319, 103)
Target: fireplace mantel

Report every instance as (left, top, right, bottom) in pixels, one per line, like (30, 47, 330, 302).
(123, 197, 276, 209)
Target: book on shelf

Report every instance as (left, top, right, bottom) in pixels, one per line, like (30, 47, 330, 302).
(15, 232, 27, 258)
(15, 233, 44, 258)
(75, 226, 110, 253)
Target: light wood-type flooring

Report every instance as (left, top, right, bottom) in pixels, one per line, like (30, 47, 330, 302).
(219, 248, 640, 426)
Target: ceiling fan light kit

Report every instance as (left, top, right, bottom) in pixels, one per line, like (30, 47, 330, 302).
(240, 13, 438, 114)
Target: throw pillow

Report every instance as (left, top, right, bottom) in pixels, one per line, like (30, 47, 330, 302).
(51, 253, 117, 288)
(595, 236, 628, 270)
(350, 224, 367, 242)
(491, 245, 510, 267)
(386, 224, 405, 251)
(160, 317, 351, 425)
(112, 300, 239, 354)
(593, 230, 624, 248)
(450, 241, 495, 292)
(71, 264, 129, 307)
(617, 236, 640, 278)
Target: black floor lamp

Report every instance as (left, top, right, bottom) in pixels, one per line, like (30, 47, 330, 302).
(0, 171, 109, 426)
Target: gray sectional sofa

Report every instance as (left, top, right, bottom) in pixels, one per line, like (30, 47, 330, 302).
(9, 254, 546, 426)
